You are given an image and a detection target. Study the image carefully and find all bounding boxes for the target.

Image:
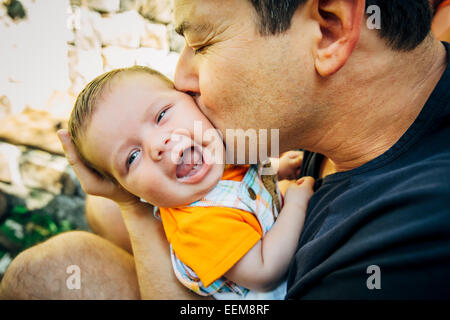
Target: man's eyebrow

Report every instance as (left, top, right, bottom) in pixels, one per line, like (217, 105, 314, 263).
(175, 21, 189, 36)
(175, 21, 211, 37)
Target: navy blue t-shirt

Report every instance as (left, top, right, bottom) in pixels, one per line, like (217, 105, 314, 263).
(285, 42, 450, 299)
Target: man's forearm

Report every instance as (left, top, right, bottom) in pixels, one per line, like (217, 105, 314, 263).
(119, 202, 203, 299)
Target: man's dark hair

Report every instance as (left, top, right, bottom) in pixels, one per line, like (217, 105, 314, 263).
(249, 0, 432, 51)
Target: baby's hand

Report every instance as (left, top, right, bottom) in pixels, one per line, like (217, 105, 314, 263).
(283, 177, 315, 211)
(277, 151, 303, 181)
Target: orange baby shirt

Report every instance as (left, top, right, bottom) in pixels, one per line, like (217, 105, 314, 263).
(438, 0, 450, 9)
(159, 165, 263, 287)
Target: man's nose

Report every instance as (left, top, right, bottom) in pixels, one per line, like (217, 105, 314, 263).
(174, 44, 200, 95)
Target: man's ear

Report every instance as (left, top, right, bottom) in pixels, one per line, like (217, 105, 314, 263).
(311, 0, 366, 77)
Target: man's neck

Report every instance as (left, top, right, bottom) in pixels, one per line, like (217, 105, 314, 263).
(313, 39, 448, 175)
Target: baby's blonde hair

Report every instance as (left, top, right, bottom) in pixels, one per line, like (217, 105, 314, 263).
(68, 65, 173, 182)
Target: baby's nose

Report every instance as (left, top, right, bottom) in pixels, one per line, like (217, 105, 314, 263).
(150, 136, 170, 161)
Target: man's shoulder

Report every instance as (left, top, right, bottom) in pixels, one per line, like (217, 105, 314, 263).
(344, 153, 450, 227)
(287, 152, 450, 300)
(371, 150, 450, 198)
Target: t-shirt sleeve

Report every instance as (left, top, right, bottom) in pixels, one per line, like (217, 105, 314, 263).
(162, 206, 263, 288)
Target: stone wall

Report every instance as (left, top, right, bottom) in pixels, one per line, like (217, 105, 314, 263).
(0, 0, 183, 153)
(0, 0, 183, 278)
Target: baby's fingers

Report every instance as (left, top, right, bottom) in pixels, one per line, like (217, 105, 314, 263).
(295, 177, 315, 195)
(285, 176, 315, 198)
(293, 176, 315, 198)
(296, 176, 315, 187)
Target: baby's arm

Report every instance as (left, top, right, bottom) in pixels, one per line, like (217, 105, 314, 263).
(224, 177, 314, 292)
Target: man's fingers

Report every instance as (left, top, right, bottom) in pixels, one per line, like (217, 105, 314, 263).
(57, 131, 136, 204)
(57, 129, 92, 177)
(57, 130, 80, 166)
(57, 129, 110, 195)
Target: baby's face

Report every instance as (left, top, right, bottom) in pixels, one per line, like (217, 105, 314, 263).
(82, 72, 225, 207)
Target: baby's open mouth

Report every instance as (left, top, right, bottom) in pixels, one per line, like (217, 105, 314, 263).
(176, 146, 204, 179)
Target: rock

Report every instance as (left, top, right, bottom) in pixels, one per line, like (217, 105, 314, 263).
(140, 0, 173, 24)
(102, 45, 137, 71)
(168, 23, 185, 53)
(0, 2, 7, 19)
(82, 0, 120, 13)
(0, 253, 13, 276)
(93, 10, 145, 48)
(23, 189, 55, 211)
(0, 186, 53, 211)
(141, 21, 169, 51)
(62, 166, 84, 197)
(120, 0, 173, 24)
(0, 109, 67, 155)
(0, 185, 26, 210)
(135, 48, 179, 79)
(40, 195, 88, 230)
(0, 142, 23, 186)
(0, 152, 11, 183)
(43, 90, 77, 120)
(68, 46, 104, 93)
(0, 191, 7, 220)
(73, 7, 102, 50)
(19, 149, 70, 195)
(119, 0, 144, 12)
(0, 95, 11, 120)
(0, 0, 71, 112)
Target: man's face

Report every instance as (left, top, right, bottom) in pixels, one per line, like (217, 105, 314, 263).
(174, 0, 318, 154)
(82, 73, 225, 208)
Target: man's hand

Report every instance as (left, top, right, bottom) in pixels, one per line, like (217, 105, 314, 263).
(57, 129, 140, 208)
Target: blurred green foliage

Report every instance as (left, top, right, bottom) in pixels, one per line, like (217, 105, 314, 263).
(4, 0, 26, 20)
(0, 205, 73, 257)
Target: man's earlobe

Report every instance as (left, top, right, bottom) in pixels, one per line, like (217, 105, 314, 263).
(312, 0, 366, 77)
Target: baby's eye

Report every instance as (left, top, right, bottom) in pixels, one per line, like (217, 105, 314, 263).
(127, 150, 140, 167)
(157, 110, 166, 124)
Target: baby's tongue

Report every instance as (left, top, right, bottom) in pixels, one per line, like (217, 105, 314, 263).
(176, 147, 202, 178)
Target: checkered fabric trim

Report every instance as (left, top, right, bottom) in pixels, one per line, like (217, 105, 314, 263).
(167, 164, 281, 298)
